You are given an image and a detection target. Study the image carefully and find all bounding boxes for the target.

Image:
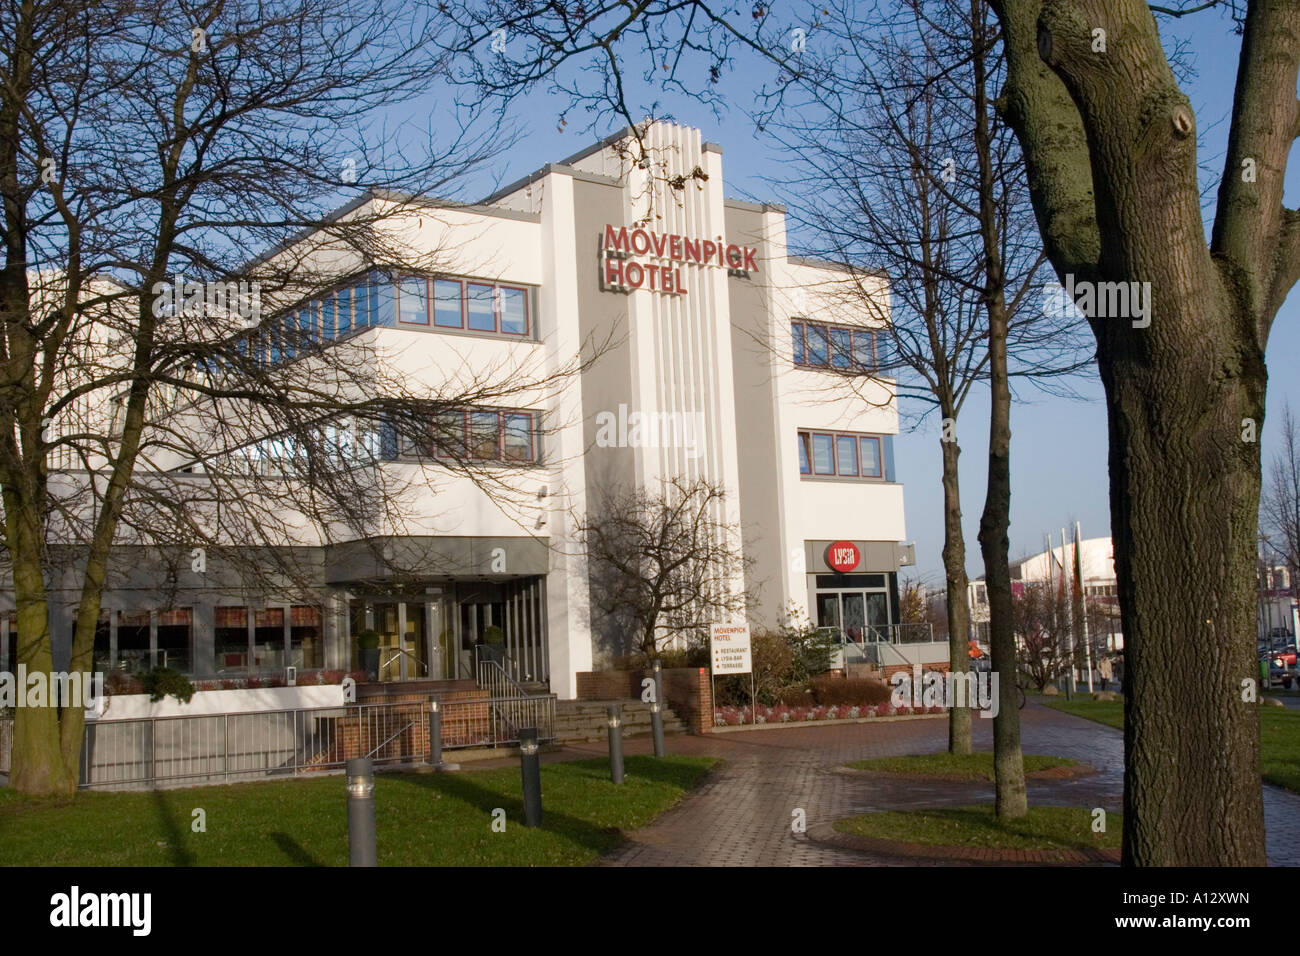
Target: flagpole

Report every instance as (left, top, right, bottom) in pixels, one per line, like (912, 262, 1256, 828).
(1062, 527, 1076, 694)
(1076, 522, 1093, 692)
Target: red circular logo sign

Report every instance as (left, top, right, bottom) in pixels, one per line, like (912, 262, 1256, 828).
(826, 541, 860, 573)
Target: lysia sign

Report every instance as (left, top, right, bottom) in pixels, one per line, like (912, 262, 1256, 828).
(600, 224, 758, 295)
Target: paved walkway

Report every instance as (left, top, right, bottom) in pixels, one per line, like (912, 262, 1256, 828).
(528, 702, 1300, 866)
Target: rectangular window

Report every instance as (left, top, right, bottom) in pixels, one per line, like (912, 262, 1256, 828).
(253, 608, 285, 670)
(336, 288, 352, 336)
(852, 331, 875, 369)
(797, 430, 886, 480)
(322, 295, 338, 339)
(432, 409, 466, 458)
(499, 286, 528, 335)
(792, 322, 805, 365)
(116, 610, 151, 674)
(468, 410, 500, 459)
(398, 276, 428, 326)
(157, 608, 192, 674)
(290, 605, 322, 670)
(830, 327, 852, 369)
(467, 283, 496, 332)
(807, 325, 828, 366)
(215, 606, 250, 673)
(503, 412, 534, 461)
(859, 436, 882, 477)
(836, 434, 859, 475)
(433, 279, 463, 328)
(353, 283, 369, 330)
(812, 433, 835, 475)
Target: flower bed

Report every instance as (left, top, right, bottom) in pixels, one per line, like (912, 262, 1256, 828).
(712, 702, 946, 726)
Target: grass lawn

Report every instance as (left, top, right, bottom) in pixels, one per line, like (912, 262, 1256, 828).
(1044, 697, 1300, 793)
(844, 751, 1076, 780)
(0, 755, 715, 866)
(834, 805, 1121, 851)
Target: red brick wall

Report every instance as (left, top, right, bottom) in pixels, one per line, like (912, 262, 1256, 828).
(575, 667, 713, 733)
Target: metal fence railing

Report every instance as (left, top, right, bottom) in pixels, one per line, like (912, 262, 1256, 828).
(0, 694, 556, 791)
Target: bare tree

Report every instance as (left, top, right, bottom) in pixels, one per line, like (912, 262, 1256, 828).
(0, 0, 601, 796)
(575, 476, 752, 664)
(438, 0, 1291, 862)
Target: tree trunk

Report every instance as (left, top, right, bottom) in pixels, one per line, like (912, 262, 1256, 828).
(941, 433, 973, 755)
(978, 301, 1025, 818)
(1101, 338, 1267, 866)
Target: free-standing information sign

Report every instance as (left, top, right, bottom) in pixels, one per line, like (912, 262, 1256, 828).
(710, 623, 752, 675)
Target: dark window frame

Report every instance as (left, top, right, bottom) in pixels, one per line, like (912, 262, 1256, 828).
(791, 319, 876, 373)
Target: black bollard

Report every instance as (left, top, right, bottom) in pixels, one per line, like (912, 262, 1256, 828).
(519, 728, 542, 826)
(607, 704, 624, 784)
(346, 758, 377, 867)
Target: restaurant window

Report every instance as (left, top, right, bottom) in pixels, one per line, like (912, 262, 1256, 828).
(91, 611, 111, 675)
(156, 608, 192, 673)
(116, 610, 151, 674)
(253, 608, 286, 670)
(215, 606, 250, 673)
(290, 606, 323, 670)
(813, 573, 893, 642)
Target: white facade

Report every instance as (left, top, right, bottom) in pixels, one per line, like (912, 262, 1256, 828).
(15, 122, 910, 700)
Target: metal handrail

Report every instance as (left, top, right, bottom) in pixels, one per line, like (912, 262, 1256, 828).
(367, 719, 416, 758)
(381, 646, 429, 676)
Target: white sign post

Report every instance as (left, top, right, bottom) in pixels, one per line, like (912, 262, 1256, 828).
(711, 623, 754, 722)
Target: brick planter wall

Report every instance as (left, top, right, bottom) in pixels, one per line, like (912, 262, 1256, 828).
(576, 667, 712, 733)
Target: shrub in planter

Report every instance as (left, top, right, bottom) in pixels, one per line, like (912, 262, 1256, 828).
(355, 629, 381, 680)
(141, 667, 195, 704)
(810, 675, 892, 706)
(105, 672, 144, 696)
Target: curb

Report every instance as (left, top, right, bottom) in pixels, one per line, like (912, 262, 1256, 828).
(832, 762, 1099, 782)
(806, 822, 1120, 865)
(708, 713, 946, 733)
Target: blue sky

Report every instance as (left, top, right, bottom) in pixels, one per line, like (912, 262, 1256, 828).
(427, 6, 1298, 585)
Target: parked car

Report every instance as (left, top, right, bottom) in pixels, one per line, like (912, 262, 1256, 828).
(1270, 657, 1295, 689)
(1274, 644, 1298, 668)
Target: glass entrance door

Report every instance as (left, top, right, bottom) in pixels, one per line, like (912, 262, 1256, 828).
(349, 597, 438, 681)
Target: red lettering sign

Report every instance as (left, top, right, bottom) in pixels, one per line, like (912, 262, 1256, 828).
(826, 541, 860, 573)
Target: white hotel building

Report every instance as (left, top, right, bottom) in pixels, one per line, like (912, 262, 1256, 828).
(9, 122, 911, 701)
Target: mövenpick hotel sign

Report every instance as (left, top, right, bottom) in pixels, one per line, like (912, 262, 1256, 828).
(600, 224, 758, 295)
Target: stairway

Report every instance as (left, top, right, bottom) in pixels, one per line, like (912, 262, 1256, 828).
(553, 699, 688, 743)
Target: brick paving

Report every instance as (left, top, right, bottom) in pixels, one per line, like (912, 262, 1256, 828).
(541, 702, 1299, 867)
(461, 701, 1300, 865)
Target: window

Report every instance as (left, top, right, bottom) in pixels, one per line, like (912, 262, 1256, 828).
(157, 608, 192, 673)
(290, 606, 322, 669)
(499, 287, 529, 335)
(215, 606, 250, 672)
(116, 610, 151, 674)
(798, 430, 885, 480)
(253, 608, 285, 669)
(427, 409, 538, 463)
(336, 288, 352, 336)
(503, 413, 534, 461)
(791, 320, 875, 372)
(467, 283, 496, 332)
(434, 279, 463, 328)
(398, 276, 428, 325)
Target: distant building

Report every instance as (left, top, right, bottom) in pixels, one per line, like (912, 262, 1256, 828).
(968, 535, 1123, 652)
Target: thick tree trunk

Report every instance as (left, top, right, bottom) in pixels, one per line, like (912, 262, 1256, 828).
(1101, 335, 1267, 866)
(941, 435, 973, 755)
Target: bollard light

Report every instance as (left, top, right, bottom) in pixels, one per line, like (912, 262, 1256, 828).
(346, 757, 377, 867)
(606, 703, 625, 785)
(519, 728, 543, 826)
(649, 698, 666, 758)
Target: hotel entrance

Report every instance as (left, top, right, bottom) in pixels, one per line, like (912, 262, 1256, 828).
(348, 595, 453, 681)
